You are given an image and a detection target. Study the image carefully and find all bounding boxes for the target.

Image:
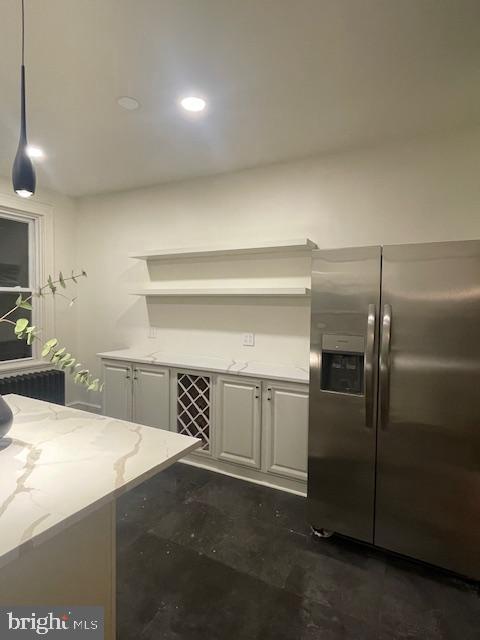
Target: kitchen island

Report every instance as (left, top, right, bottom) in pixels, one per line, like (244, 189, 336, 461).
(0, 394, 200, 638)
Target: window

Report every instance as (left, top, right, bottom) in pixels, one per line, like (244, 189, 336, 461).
(0, 212, 38, 363)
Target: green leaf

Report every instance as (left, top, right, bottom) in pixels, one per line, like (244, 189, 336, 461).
(81, 269, 87, 277)
(59, 271, 66, 288)
(47, 275, 57, 294)
(41, 338, 58, 357)
(51, 347, 66, 363)
(58, 354, 73, 369)
(71, 271, 77, 284)
(14, 318, 29, 334)
(19, 300, 33, 310)
(15, 294, 22, 306)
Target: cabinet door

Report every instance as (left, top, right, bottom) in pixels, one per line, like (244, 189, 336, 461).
(103, 360, 132, 420)
(133, 365, 170, 430)
(264, 382, 308, 481)
(216, 376, 261, 468)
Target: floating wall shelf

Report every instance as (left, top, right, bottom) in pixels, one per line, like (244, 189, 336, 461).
(130, 287, 311, 298)
(130, 238, 318, 261)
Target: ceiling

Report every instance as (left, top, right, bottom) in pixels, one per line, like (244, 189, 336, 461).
(1, 0, 480, 197)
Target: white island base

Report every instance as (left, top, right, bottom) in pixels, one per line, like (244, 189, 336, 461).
(0, 502, 117, 636)
(0, 395, 200, 639)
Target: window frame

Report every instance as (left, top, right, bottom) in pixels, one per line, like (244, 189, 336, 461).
(0, 193, 54, 375)
(0, 209, 40, 363)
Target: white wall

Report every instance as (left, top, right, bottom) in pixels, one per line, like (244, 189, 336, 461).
(75, 127, 480, 404)
(0, 177, 80, 403)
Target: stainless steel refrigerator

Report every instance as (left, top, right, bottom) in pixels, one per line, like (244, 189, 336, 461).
(308, 240, 480, 580)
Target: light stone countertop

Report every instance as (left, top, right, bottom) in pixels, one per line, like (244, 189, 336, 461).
(97, 348, 310, 384)
(0, 394, 200, 569)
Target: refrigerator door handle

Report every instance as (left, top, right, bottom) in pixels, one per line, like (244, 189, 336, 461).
(365, 303, 376, 428)
(379, 303, 392, 430)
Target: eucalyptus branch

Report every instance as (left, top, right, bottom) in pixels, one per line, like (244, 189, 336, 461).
(46, 291, 78, 305)
(0, 270, 86, 323)
(0, 304, 25, 323)
(0, 270, 102, 393)
(38, 270, 87, 297)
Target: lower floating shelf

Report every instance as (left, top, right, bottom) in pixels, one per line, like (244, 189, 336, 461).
(130, 287, 311, 298)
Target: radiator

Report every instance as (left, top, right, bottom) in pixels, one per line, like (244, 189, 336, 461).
(0, 369, 65, 405)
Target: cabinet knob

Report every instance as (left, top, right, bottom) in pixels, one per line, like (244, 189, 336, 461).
(126, 375, 130, 379)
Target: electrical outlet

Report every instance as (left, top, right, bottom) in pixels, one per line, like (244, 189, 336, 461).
(148, 326, 157, 339)
(243, 332, 255, 347)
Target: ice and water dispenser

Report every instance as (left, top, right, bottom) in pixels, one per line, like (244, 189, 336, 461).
(320, 334, 365, 395)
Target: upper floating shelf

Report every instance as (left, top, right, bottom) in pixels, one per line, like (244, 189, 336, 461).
(130, 238, 318, 261)
(130, 287, 311, 298)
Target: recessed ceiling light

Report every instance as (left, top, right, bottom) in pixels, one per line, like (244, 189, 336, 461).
(117, 96, 140, 111)
(180, 96, 207, 113)
(26, 145, 45, 159)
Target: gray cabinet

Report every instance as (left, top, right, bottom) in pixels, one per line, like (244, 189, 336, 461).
(263, 381, 308, 481)
(102, 359, 170, 429)
(101, 357, 309, 490)
(216, 376, 262, 468)
(103, 360, 132, 421)
(133, 364, 170, 430)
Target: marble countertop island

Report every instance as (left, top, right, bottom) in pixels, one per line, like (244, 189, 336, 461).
(97, 348, 310, 384)
(0, 394, 200, 569)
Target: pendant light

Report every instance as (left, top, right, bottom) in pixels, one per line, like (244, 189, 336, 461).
(12, 0, 36, 198)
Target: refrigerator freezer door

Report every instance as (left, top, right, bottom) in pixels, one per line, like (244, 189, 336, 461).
(308, 246, 381, 542)
(376, 240, 480, 580)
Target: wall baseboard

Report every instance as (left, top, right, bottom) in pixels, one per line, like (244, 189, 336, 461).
(179, 455, 307, 497)
(67, 401, 102, 414)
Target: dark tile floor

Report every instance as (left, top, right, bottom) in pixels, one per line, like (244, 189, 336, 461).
(117, 464, 479, 640)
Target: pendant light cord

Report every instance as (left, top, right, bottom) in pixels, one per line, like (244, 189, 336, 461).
(13, 0, 36, 198)
(21, 0, 25, 66)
